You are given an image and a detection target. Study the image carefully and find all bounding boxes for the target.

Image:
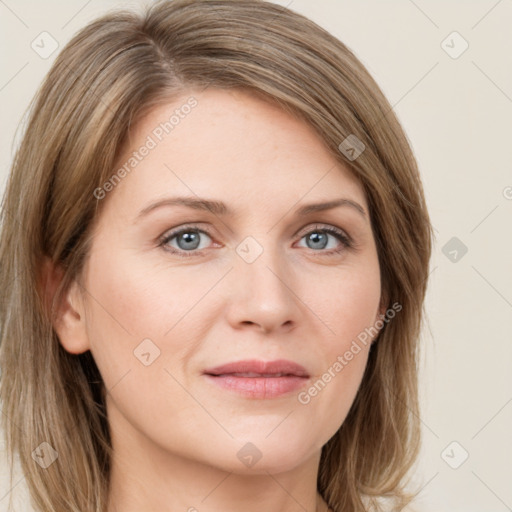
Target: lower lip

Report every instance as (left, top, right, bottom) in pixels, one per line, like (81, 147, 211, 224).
(204, 374, 308, 399)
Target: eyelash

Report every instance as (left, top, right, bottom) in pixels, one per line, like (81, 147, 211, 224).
(158, 223, 354, 258)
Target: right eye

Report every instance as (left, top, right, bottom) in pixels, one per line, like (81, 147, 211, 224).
(158, 225, 216, 257)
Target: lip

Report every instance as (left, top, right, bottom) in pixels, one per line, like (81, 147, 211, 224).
(203, 359, 310, 399)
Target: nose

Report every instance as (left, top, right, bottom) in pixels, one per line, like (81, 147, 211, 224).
(224, 241, 301, 335)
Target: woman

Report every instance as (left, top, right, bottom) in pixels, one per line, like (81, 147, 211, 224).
(0, 1, 433, 511)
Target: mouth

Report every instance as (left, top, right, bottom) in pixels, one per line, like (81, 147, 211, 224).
(203, 359, 310, 399)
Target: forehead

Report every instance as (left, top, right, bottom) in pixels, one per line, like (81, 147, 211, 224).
(103, 87, 367, 218)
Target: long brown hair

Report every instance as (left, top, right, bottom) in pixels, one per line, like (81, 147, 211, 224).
(0, 1, 433, 511)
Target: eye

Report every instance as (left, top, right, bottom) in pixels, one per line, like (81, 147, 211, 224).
(158, 223, 353, 258)
(159, 225, 214, 257)
(296, 224, 353, 255)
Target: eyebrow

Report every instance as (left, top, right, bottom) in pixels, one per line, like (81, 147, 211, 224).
(135, 196, 367, 222)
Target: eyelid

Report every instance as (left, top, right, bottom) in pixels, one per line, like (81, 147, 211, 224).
(295, 222, 351, 242)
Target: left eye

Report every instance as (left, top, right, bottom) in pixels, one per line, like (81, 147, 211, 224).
(159, 224, 352, 257)
(296, 227, 349, 252)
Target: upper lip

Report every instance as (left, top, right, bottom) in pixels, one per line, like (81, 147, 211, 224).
(203, 359, 309, 378)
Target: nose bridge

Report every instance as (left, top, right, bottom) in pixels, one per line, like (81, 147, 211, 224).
(237, 232, 289, 290)
(226, 232, 299, 331)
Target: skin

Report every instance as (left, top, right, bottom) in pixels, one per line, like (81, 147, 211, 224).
(52, 87, 385, 512)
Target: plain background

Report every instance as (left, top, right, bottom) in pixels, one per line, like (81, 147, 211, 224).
(1, 1, 511, 511)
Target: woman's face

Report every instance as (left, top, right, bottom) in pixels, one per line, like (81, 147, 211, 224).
(60, 87, 384, 474)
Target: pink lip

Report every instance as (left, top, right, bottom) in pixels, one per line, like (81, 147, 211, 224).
(203, 359, 310, 399)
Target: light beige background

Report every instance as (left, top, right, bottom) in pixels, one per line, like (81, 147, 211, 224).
(1, 1, 511, 511)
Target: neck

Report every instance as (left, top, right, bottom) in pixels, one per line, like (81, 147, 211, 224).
(108, 454, 327, 512)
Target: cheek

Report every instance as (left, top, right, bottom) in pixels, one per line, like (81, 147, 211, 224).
(81, 247, 225, 394)
(311, 258, 382, 350)
(83, 246, 202, 340)
(297, 260, 380, 431)
(80, 252, 168, 384)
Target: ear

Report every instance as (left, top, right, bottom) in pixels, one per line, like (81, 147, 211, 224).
(371, 296, 389, 345)
(377, 298, 388, 321)
(40, 257, 91, 355)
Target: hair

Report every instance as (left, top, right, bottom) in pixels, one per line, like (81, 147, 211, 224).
(0, 1, 433, 511)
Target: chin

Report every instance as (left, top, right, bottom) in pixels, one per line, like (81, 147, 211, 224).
(211, 433, 320, 475)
